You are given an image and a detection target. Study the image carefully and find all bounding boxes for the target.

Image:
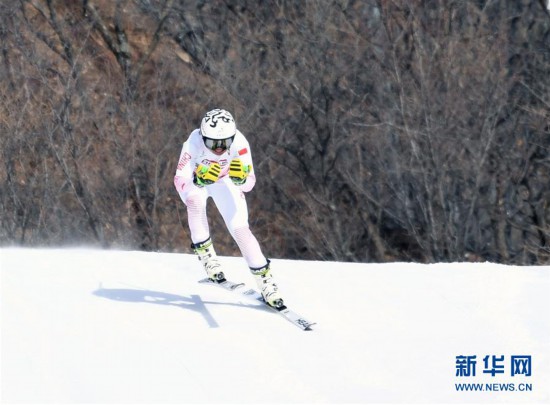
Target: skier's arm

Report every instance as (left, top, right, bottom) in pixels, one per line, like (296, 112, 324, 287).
(173, 139, 197, 194)
(230, 135, 256, 192)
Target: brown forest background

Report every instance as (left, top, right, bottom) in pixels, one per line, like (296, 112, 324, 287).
(1, 0, 549, 264)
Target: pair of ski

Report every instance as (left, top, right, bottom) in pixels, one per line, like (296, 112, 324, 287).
(199, 278, 315, 331)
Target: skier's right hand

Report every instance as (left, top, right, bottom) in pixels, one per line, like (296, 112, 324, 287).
(193, 163, 221, 187)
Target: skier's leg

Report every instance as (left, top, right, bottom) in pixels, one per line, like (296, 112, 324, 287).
(182, 188, 210, 244)
(232, 226, 266, 268)
(209, 179, 283, 306)
(208, 179, 265, 266)
(178, 188, 224, 281)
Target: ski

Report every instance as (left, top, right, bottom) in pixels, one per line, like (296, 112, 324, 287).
(199, 278, 315, 330)
(198, 277, 245, 291)
(240, 287, 316, 330)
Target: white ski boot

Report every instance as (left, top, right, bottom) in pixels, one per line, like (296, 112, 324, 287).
(191, 237, 225, 282)
(250, 260, 284, 308)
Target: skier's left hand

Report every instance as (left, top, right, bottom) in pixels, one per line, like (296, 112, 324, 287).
(229, 159, 251, 185)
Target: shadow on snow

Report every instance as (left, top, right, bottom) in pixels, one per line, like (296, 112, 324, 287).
(92, 287, 269, 329)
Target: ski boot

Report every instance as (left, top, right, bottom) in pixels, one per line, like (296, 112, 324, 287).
(250, 259, 284, 308)
(191, 237, 225, 282)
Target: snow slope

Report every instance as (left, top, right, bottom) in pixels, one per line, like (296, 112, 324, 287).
(1, 248, 549, 404)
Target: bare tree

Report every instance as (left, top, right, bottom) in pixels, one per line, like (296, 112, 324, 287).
(1, 0, 548, 264)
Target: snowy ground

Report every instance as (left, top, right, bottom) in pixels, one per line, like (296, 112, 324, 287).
(1, 248, 549, 404)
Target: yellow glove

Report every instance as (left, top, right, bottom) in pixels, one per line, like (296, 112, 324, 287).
(229, 159, 251, 185)
(194, 163, 221, 187)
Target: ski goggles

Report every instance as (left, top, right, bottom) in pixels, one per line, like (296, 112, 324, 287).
(202, 135, 235, 151)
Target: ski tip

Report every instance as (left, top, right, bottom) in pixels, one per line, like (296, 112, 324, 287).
(296, 320, 316, 331)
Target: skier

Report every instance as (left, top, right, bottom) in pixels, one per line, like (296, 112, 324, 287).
(174, 108, 283, 307)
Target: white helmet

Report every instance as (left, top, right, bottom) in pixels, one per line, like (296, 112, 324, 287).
(200, 109, 236, 140)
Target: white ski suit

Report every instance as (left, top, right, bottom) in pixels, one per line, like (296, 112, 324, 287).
(174, 128, 267, 268)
